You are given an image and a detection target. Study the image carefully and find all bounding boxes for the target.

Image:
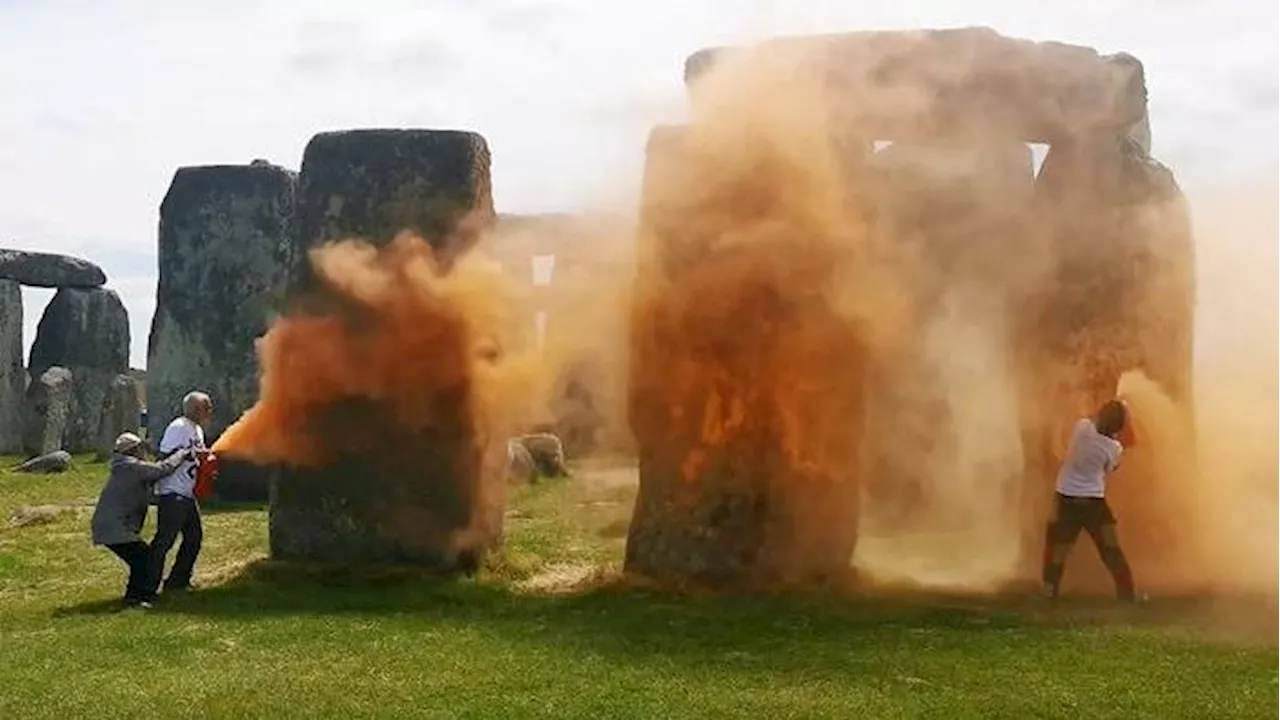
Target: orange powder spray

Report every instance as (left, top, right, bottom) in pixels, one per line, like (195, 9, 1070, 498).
(213, 232, 532, 469)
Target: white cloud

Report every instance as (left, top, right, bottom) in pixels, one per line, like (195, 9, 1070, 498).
(1, 0, 1276, 367)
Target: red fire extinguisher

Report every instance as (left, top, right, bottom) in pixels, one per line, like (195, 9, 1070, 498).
(193, 451, 220, 501)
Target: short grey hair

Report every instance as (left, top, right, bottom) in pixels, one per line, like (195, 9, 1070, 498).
(182, 391, 212, 418)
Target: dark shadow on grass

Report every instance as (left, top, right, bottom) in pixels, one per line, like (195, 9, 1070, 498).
(56, 561, 1144, 661)
(51, 558, 1277, 681)
(53, 598, 140, 617)
(74, 558, 1255, 625)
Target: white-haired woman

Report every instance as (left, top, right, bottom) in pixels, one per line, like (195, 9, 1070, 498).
(91, 432, 194, 608)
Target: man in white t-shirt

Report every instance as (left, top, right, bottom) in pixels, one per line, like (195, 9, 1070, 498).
(145, 391, 213, 596)
(1040, 399, 1137, 602)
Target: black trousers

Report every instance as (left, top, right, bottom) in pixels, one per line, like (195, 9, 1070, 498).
(1042, 493, 1135, 600)
(148, 494, 203, 593)
(106, 541, 153, 602)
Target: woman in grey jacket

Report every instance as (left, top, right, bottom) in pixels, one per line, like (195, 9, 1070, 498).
(91, 432, 193, 608)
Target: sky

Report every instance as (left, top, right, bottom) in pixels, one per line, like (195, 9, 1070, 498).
(1, 0, 1276, 369)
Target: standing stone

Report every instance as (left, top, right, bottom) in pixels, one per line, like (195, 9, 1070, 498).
(22, 366, 72, 456)
(268, 129, 501, 569)
(0, 280, 22, 452)
(212, 457, 273, 504)
(0, 249, 106, 288)
(624, 125, 868, 587)
(28, 288, 129, 452)
(146, 162, 297, 459)
(95, 373, 141, 460)
(292, 129, 494, 291)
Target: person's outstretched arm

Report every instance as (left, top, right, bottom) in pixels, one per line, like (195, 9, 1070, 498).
(129, 449, 193, 486)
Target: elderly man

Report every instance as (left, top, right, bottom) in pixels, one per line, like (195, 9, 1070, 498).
(91, 432, 194, 608)
(146, 391, 214, 596)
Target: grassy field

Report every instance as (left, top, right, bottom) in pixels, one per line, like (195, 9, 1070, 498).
(0, 456, 1274, 719)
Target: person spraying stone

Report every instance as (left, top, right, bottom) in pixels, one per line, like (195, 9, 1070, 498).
(146, 391, 214, 596)
(90, 432, 195, 608)
(1041, 399, 1140, 602)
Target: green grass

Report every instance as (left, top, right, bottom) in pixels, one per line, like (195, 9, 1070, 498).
(0, 456, 1274, 719)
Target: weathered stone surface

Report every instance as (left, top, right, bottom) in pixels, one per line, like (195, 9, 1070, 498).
(28, 288, 129, 452)
(269, 400, 508, 570)
(624, 125, 867, 586)
(270, 128, 502, 569)
(685, 28, 1148, 144)
(94, 373, 141, 461)
(212, 457, 272, 503)
(292, 129, 494, 291)
(146, 162, 296, 442)
(0, 279, 23, 452)
(0, 249, 106, 288)
(21, 366, 72, 456)
(14, 450, 71, 474)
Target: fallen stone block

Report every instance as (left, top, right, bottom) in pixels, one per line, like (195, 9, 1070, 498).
(14, 450, 72, 474)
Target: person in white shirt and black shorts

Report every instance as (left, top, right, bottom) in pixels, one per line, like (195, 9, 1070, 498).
(1041, 399, 1138, 602)
(145, 391, 213, 597)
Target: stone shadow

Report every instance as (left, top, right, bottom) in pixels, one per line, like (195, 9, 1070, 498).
(59, 557, 1265, 671)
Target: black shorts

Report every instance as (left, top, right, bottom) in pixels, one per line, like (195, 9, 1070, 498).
(1050, 493, 1116, 540)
